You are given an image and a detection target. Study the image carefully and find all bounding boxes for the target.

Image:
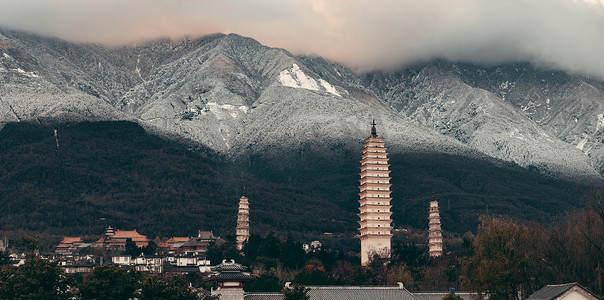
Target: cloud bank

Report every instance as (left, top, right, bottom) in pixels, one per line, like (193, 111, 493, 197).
(1, 0, 604, 76)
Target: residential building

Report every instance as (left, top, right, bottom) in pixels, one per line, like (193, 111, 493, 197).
(527, 283, 601, 300)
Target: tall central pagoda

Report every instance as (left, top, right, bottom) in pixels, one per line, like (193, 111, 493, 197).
(358, 120, 393, 266)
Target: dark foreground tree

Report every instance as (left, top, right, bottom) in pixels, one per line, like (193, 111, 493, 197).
(0, 257, 70, 299)
(140, 273, 198, 300)
(244, 273, 282, 292)
(125, 238, 142, 257)
(293, 259, 332, 285)
(547, 205, 604, 294)
(443, 293, 464, 300)
(283, 283, 309, 300)
(0, 251, 11, 266)
(79, 265, 141, 300)
(462, 216, 549, 300)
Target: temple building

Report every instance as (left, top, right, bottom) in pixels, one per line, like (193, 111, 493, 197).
(207, 259, 255, 300)
(236, 195, 250, 250)
(179, 231, 223, 256)
(428, 200, 443, 257)
(92, 226, 149, 250)
(358, 120, 393, 266)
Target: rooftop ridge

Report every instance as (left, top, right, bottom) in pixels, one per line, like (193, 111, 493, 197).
(305, 285, 406, 290)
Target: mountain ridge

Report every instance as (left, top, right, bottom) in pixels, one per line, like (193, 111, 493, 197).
(1, 29, 603, 240)
(1, 29, 603, 183)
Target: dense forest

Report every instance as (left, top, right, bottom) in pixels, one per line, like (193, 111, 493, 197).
(0, 121, 597, 250)
(0, 121, 351, 240)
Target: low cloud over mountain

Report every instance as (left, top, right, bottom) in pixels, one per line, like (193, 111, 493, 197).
(1, 0, 604, 77)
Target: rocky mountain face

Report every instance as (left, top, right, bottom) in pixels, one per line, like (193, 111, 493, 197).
(1, 28, 603, 183)
(363, 62, 604, 179)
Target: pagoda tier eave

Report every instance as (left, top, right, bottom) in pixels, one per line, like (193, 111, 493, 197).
(358, 208, 393, 214)
(358, 197, 392, 202)
(358, 224, 393, 230)
(359, 176, 392, 182)
(359, 164, 391, 170)
(358, 171, 391, 177)
(358, 214, 393, 220)
(362, 141, 386, 147)
(357, 201, 393, 207)
(359, 182, 392, 187)
(358, 192, 392, 198)
(359, 233, 393, 240)
(358, 220, 392, 227)
(359, 227, 393, 232)
(361, 153, 388, 159)
(360, 158, 389, 164)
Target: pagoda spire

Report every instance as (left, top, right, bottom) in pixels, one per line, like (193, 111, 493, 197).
(370, 119, 377, 137)
(358, 122, 392, 266)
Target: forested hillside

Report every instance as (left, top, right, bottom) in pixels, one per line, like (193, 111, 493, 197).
(0, 121, 352, 238)
(0, 121, 593, 247)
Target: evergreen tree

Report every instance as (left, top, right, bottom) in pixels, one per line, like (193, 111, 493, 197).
(142, 241, 158, 256)
(124, 238, 142, 257)
(140, 274, 198, 300)
(283, 284, 309, 300)
(0, 257, 70, 299)
(79, 265, 141, 300)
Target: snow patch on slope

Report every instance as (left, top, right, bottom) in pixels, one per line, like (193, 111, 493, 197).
(135, 56, 145, 82)
(205, 102, 248, 119)
(576, 138, 588, 151)
(279, 64, 341, 96)
(318, 79, 341, 96)
(279, 64, 319, 90)
(13, 68, 38, 78)
(597, 114, 604, 132)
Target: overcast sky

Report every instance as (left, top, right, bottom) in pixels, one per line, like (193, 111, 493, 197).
(1, 0, 604, 76)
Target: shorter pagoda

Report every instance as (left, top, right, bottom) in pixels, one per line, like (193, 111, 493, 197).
(236, 195, 250, 250)
(428, 200, 443, 257)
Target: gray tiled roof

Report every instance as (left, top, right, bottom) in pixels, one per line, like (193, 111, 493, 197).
(306, 285, 418, 300)
(207, 272, 256, 280)
(414, 292, 476, 300)
(247, 286, 419, 300)
(214, 261, 248, 272)
(198, 231, 218, 239)
(245, 292, 285, 300)
(245, 286, 417, 300)
(527, 283, 600, 300)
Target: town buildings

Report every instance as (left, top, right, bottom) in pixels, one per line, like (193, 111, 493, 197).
(49, 227, 220, 274)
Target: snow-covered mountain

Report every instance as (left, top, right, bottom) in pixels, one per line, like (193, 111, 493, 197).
(363, 62, 604, 179)
(1, 29, 602, 182)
